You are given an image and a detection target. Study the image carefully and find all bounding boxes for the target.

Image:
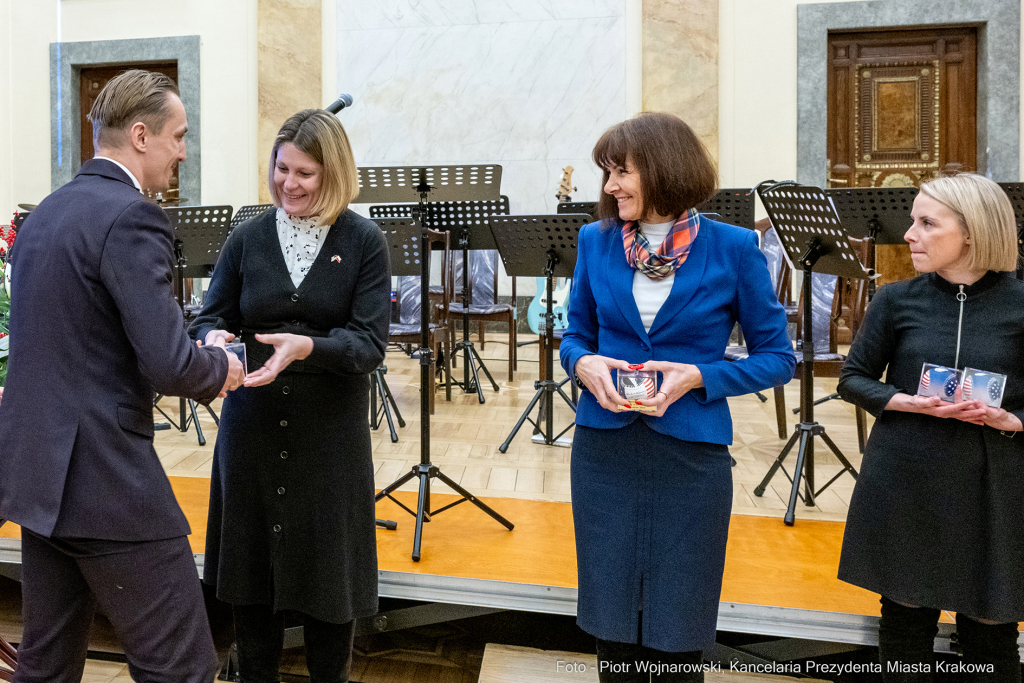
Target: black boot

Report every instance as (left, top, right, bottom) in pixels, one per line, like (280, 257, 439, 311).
(303, 614, 356, 683)
(232, 603, 285, 683)
(877, 596, 941, 683)
(955, 614, 1022, 683)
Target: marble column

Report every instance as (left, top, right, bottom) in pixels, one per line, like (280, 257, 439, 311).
(642, 0, 718, 162)
(258, 0, 322, 203)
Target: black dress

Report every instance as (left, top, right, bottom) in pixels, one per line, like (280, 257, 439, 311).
(189, 208, 390, 624)
(837, 271, 1024, 623)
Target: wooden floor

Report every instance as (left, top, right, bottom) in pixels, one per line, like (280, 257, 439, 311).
(155, 338, 870, 523)
(1, 337, 880, 683)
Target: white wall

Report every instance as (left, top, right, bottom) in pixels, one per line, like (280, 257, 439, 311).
(0, 0, 259, 211)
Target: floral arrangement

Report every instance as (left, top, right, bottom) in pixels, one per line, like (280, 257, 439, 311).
(0, 214, 15, 387)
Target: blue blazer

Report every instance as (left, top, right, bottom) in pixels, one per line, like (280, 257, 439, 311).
(559, 216, 795, 445)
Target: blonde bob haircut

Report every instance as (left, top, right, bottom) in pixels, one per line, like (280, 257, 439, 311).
(269, 109, 359, 226)
(918, 173, 1018, 273)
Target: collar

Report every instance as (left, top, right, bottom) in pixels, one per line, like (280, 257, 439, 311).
(927, 270, 1005, 297)
(92, 156, 143, 192)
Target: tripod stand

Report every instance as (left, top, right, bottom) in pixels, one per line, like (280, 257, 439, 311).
(154, 205, 234, 446)
(489, 214, 590, 451)
(752, 183, 865, 525)
(362, 166, 514, 561)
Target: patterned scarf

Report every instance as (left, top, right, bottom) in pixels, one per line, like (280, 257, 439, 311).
(622, 208, 700, 280)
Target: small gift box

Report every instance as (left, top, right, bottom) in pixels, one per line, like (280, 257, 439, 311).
(960, 367, 1007, 408)
(917, 363, 962, 403)
(224, 342, 248, 377)
(618, 364, 657, 412)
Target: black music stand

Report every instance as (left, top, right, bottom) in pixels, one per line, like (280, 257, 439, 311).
(360, 166, 513, 562)
(153, 205, 233, 446)
(556, 201, 597, 218)
(997, 183, 1024, 280)
(371, 197, 512, 402)
(752, 183, 865, 525)
(827, 187, 915, 297)
(492, 215, 590, 451)
(230, 203, 275, 229)
(697, 188, 756, 230)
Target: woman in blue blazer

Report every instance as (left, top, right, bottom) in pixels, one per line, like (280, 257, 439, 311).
(560, 113, 794, 682)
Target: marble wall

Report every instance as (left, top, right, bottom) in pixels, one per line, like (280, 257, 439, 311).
(258, 0, 322, 204)
(642, 0, 718, 162)
(335, 0, 627, 216)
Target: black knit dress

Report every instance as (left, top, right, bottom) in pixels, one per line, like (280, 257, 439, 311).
(190, 208, 390, 624)
(837, 271, 1024, 622)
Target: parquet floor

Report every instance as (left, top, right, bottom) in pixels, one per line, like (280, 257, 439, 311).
(156, 337, 869, 523)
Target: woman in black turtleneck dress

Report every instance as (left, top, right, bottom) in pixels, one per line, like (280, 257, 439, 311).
(837, 174, 1024, 683)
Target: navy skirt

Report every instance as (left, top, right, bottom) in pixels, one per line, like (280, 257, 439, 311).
(571, 420, 732, 652)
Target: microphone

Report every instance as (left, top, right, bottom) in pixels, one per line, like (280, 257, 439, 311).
(326, 94, 353, 114)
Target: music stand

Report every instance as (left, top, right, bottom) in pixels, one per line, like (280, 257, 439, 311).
(230, 203, 275, 230)
(827, 187, 915, 297)
(491, 215, 590, 451)
(371, 197, 512, 402)
(556, 201, 597, 218)
(697, 188, 756, 230)
(153, 205, 233, 447)
(751, 182, 865, 525)
(997, 183, 1024, 280)
(360, 166, 513, 562)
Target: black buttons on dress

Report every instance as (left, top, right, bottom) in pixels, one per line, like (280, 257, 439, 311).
(291, 293, 300, 302)
(282, 386, 290, 395)
(277, 487, 286, 495)
(280, 451, 288, 459)
(280, 420, 288, 427)
(273, 524, 281, 533)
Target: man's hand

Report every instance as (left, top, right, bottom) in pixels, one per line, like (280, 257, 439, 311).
(638, 360, 704, 417)
(574, 354, 632, 412)
(217, 348, 245, 397)
(0, 387, 4, 407)
(200, 331, 244, 397)
(244, 333, 314, 388)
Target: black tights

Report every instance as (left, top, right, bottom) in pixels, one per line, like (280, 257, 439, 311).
(232, 603, 355, 683)
(878, 596, 1021, 683)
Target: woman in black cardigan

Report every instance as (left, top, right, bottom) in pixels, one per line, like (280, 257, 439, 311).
(190, 109, 390, 683)
(837, 174, 1023, 683)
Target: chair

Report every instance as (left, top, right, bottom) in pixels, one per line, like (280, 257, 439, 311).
(445, 250, 517, 380)
(755, 218, 797, 325)
(388, 229, 452, 414)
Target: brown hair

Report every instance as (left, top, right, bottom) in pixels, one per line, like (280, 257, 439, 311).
(592, 112, 717, 223)
(87, 70, 180, 150)
(918, 173, 1018, 273)
(269, 109, 359, 226)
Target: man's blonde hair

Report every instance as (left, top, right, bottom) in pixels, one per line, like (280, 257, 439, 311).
(268, 109, 359, 226)
(919, 174, 1018, 273)
(87, 70, 180, 150)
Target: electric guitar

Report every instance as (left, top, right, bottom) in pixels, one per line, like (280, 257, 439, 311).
(527, 167, 575, 334)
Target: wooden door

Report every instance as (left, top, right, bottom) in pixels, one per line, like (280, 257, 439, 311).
(79, 63, 179, 196)
(827, 27, 977, 284)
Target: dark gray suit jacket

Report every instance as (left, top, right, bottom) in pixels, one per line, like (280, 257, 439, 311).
(0, 159, 227, 540)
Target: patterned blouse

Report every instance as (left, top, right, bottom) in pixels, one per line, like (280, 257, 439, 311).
(275, 208, 328, 287)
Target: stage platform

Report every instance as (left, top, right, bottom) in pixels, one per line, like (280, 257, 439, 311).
(0, 476, 995, 655)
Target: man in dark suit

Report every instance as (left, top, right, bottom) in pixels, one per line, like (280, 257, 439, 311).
(0, 70, 244, 682)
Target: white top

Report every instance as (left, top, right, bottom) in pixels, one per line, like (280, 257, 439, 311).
(94, 156, 142, 192)
(632, 220, 676, 332)
(276, 208, 328, 288)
